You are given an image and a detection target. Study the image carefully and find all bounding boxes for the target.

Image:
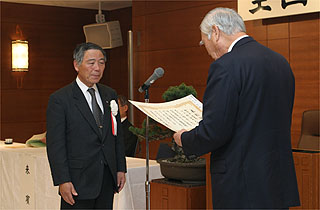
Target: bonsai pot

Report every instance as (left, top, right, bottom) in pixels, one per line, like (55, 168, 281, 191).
(157, 158, 206, 184)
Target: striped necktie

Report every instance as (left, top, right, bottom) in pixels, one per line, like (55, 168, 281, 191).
(88, 88, 103, 131)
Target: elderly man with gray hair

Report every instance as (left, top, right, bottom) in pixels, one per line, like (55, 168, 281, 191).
(174, 7, 300, 209)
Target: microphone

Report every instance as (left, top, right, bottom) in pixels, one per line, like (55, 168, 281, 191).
(138, 67, 164, 93)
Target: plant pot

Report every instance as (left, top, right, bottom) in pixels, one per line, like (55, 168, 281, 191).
(157, 158, 206, 184)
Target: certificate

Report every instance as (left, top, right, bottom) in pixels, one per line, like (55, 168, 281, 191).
(129, 95, 202, 132)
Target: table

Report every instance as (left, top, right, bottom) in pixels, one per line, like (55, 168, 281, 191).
(0, 141, 163, 210)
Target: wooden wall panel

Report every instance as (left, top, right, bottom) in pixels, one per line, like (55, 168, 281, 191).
(1, 3, 95, 26)
(132, 1, 146, 17)
(0, 2, 132, 142)
(267, 39, 290, 61)
(103, 7, 132, 97)
(0, 23, 78, 90)
(265, 17, 289, 40)
(2, 122, 47, 141)
(1, 90, 51, 123)
(133, 51, 146, 87)
(145, 2, 236, 51)
(132, 16, 146, 52)
(146, 48, 211, 87)
(0, 2, 95, 142)
(145, 1, 224, 15)
(290, 13, 319, 38)
(245, 19, 267, 41)
(288, 13, 319, 147)
(290, 34, 319, 146)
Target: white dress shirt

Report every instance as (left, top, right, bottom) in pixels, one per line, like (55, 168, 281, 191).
(76, 77, 104, 114)
(228, 35, 249, 52)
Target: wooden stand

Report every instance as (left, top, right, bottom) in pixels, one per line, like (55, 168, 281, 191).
(150, 178, 206, 209)
(292, 148, 319, 209)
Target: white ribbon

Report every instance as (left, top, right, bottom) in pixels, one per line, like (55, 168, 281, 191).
(110, 100, 118, 136)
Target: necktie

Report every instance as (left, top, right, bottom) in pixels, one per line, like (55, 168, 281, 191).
(88, 88, 103, 131)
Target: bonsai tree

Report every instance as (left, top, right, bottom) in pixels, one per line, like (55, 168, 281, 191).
(129, 83, 201, 163)
(162, 83, 197, 102)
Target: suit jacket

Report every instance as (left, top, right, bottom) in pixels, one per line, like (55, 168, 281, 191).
(121, 118, 138, 157)
(46, 81, 126, 200)
(181, 37, 300, 209)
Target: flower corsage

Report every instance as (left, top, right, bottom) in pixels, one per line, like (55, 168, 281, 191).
(110, 100, 118, 136)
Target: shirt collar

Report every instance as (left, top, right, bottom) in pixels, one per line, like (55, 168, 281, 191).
(228, 35, 249, 52)
(121, 116, 127, 123)
(76, 77, 98, 93)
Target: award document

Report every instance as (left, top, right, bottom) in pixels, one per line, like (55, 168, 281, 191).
(129, 95, 202, 132)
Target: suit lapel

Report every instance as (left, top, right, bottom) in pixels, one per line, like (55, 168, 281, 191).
(72, 81, 102, 138)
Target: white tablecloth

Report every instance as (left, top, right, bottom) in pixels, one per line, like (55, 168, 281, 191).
(0, 141, 163, 210)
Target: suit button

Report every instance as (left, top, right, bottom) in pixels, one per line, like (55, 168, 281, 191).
(102, 144, 104, 147)
(100, 160, 103, 164)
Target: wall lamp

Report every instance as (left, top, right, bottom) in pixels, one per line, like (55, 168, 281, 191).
(12, 40, 29, 72)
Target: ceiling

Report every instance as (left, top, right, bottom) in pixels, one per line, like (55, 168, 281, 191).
(0, 0, 132, 11)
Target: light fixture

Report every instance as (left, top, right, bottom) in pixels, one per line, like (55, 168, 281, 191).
(12, 40, 28, 72)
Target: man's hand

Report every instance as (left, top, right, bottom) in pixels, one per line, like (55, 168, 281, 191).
(40, 136, 46, 143)
(116, 172, 126, 193)
(59, 182, 78, 205)
(173, 129, 187, 146)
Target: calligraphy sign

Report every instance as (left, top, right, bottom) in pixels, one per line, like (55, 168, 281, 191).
(238, 0, 320, 21)
(18, 153, 35, 209)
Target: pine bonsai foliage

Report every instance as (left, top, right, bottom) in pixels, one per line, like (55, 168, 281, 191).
(162, 83, 197, 102)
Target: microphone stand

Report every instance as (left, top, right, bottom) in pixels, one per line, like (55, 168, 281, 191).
(144, 87, 151, 210)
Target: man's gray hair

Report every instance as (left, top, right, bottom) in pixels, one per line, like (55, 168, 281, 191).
(200, 8, 246, 37)
(73, 42, 107, 65)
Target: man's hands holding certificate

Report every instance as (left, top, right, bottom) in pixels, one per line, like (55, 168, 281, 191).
(173, 129, 187, 147)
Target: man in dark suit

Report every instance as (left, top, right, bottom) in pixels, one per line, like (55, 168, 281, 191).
(174, 8, 300, 209)
(46, 42, 126, 209)
(118, 95, 138, 157)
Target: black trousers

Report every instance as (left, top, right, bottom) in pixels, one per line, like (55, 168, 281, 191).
(60, 165, 115, 210)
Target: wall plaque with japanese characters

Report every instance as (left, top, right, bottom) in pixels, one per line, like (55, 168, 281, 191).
(238, 0, 319, 21)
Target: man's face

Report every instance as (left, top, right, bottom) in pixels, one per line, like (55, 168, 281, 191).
(118, 99, 128, 119)
(74, 49, 105, 87)
(201, 32, 219, 60)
